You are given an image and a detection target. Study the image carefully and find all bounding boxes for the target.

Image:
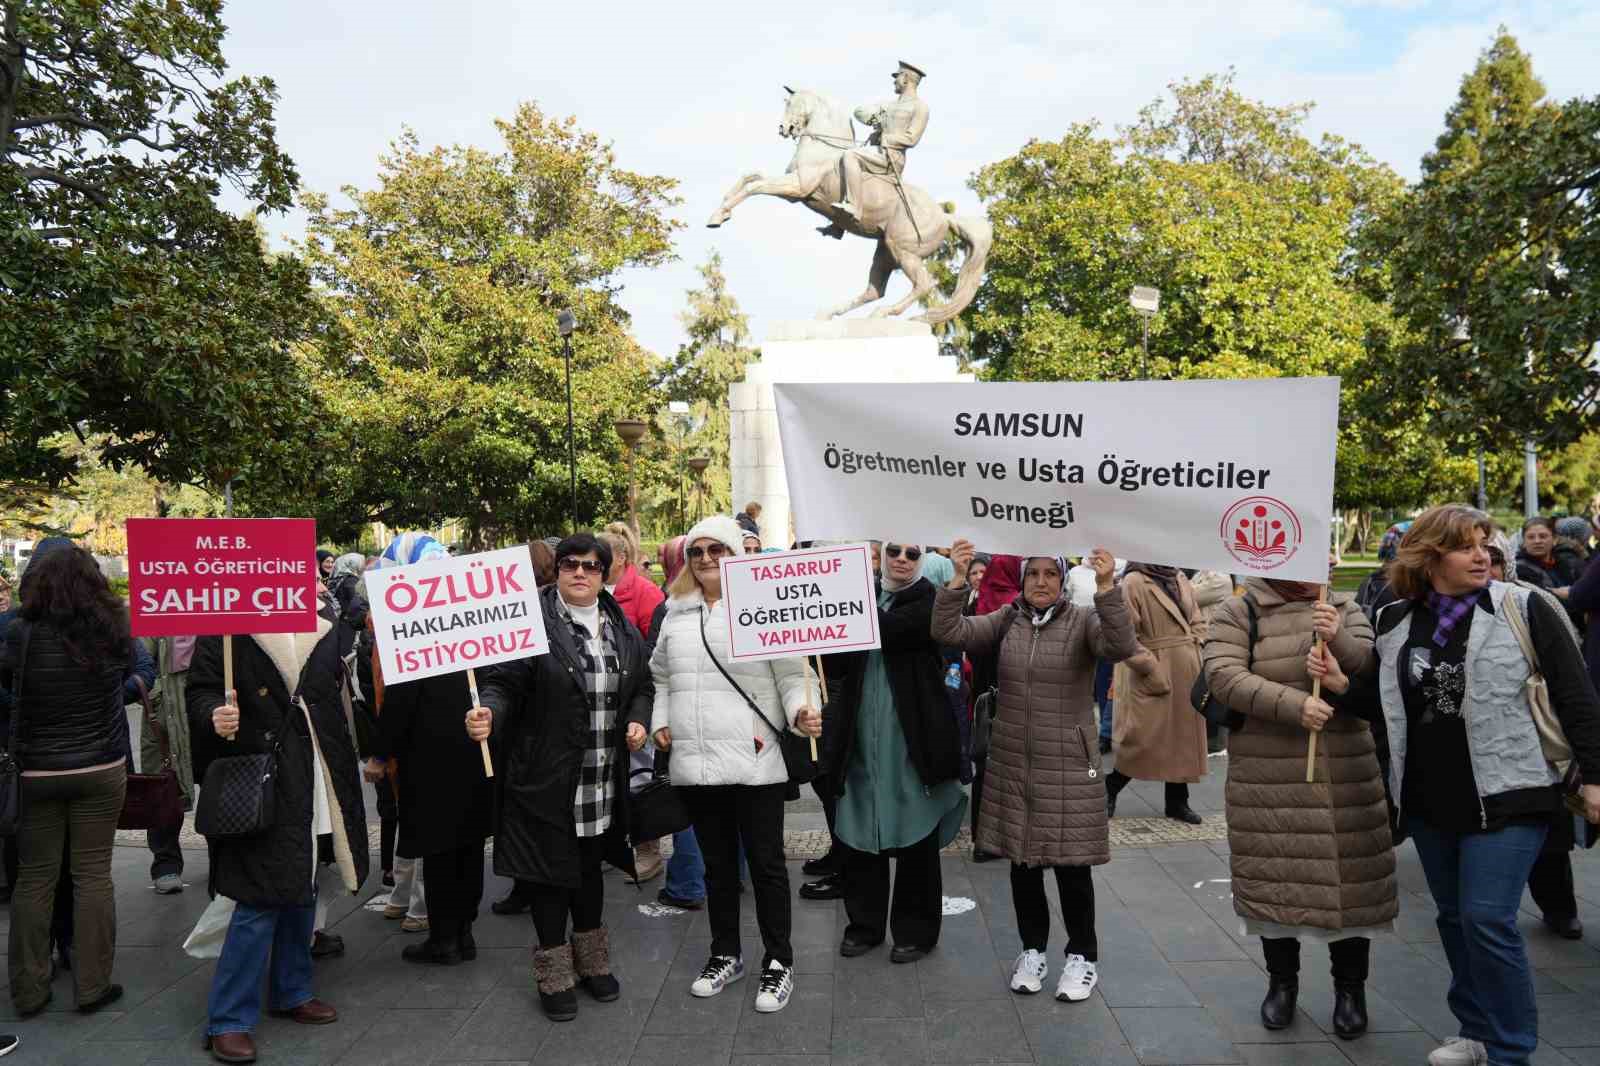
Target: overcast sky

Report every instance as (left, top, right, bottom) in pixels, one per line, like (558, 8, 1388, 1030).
(219, 1, 1598, 360)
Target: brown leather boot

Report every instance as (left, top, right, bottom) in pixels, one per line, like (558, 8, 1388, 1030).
(205, 1032, 258, 1063)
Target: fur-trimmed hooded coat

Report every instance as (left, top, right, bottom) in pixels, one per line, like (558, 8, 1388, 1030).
(187, 619, 369, 908)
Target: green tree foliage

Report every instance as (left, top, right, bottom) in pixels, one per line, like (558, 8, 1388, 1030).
(276, 105, 681, 545)
(965, 73, 1467, 512)
(640, 251, 759, 535)
(0, 0, 323, 504)
(1381, 29, 1600, 452)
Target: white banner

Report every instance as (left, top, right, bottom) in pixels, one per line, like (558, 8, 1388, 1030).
(720, 544, 881, 662)
(365, 545, 549, 682)
(774, 378, 1339, 583)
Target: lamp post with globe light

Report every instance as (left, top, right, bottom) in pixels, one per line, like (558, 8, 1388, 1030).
(613, 417, 647, 537)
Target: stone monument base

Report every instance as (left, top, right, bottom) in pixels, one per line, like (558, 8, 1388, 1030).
(729, 320, 973, 547)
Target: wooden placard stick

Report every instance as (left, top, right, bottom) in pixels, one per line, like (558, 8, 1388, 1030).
(222, 635, 236, 741)
(467, 666, 494, 778)
(1305, 584, 1328, 784)
(805, 665, 819, 762)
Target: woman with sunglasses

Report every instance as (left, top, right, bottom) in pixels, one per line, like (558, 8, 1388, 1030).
(649, 516, 822, 1015)
(466, 533, 653, 1022)
(933, 539, 1136, 1002)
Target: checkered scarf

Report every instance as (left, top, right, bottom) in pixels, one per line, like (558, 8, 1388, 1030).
(557, 599, 622, 838)
(1425, 588, 1483, 648)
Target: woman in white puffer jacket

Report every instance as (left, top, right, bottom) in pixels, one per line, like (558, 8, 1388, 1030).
(649, 515, 820, 1015)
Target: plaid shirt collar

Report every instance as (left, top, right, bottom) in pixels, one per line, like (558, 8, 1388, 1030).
(1425, 587, 1488, 648)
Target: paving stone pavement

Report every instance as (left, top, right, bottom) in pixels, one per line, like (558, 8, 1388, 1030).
(11, 767, 1600, 1064)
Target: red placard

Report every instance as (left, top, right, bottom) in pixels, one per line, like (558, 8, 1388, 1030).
(127, 518, 320, 637)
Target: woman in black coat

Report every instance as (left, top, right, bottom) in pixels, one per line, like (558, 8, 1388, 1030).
(187, 621, 369, 1063)
(375, 670, 492, 964)
(467, 534, 652, 1022)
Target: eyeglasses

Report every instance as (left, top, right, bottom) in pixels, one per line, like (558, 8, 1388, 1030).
(557, 558, 605, 574)
(687, 543, 731, 561)
(884, 545, 922, 561)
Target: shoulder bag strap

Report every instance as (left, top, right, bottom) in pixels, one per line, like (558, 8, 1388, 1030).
(698, 608, 790, 742)
(1501, 589, 1573, 768)
(135, 674, 173, 770)
(1502, 588, 1541, 676)
(1242, 595, 1258, 671)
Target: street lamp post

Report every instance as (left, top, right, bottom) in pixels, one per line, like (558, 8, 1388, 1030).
(613, 418, 647, 538)
(1129, 286, 1160, 379)
(557, 310, 578, 532)
(686, 455, 710, 522)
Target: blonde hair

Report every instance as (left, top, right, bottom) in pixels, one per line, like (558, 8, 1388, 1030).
(603, 521, 639, 566)
(1390, 504, 1493, 600)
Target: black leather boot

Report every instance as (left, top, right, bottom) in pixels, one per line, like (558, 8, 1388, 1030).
(403, 918, 462, 965)
(1332, 982, 1368, 1039)
(1259, 975, 1297, 1030)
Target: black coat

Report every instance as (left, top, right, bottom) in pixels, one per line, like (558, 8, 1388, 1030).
(187, 626, 370, 908)
(376, 670, 493, 856)
(825, 578, 961, 795)
(0, 620, 135, 771)
(479, 587, 652, 890)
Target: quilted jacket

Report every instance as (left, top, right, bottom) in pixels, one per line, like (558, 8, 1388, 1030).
(1204, 581, 1397, 931)
(931, 582, 1137, 867)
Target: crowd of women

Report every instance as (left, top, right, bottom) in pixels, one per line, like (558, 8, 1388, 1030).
(2, 502, 1600, 1066)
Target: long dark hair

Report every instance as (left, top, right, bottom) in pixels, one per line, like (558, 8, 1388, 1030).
(18, 546, 131, 669)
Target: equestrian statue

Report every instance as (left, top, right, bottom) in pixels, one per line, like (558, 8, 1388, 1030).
(706, 61, 991, 325)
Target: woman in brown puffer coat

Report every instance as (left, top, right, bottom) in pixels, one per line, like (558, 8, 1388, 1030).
(1203, 577, 1396, 1041)
(932, 541, 1136, 1003)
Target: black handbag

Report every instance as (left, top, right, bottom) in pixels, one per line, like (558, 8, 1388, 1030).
(629, 760, 691, 842)
(0, 621, 31, 837)
(118, 674, 185, 832)
(194, 693, 285, 839)
(698, 609, 817, 785)
(1190, 595, 1257, 731)
(972, 687, 996, 762)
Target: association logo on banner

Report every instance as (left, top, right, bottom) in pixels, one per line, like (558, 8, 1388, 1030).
(1220, 496, 1303, 572)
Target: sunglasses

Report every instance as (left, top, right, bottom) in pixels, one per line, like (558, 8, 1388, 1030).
(687, 544, 731, 561)
(884, 545, 922, 561)
(557, 558, 604, 574)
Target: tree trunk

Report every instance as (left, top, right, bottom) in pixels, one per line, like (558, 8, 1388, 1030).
(0, 3, 24, 164)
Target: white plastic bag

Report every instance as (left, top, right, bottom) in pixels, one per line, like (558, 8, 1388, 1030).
(183, 895, 236, 959)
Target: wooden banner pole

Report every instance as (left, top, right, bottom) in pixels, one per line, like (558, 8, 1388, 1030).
(222, 635, 236, 741)
(467, 666, 494, 778)
(1305, 585, 1327, 784)
(805, 667, 818, 762)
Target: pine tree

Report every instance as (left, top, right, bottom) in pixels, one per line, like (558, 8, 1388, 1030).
(1422, 28, 1547, 181)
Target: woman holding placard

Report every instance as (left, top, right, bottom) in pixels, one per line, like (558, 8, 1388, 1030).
(933, 540, 1134, 1003)
(1203, 573, 1393, 1038)
(648, 515, 822, 1015)
(466, 533, 653, 1023)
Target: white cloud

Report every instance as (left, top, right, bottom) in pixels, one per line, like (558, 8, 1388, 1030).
(217, 0, 1597, 362)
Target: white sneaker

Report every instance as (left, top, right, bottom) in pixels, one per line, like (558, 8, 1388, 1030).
(1428, 1038, 1488, 1066)
(1056, 954, 1097, 1002)
(1010, 949, 1048, 994)
(754, 959, 794, 1013)
(691, 954, 744, 998)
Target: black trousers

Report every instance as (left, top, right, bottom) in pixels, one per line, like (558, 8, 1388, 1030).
(1011, 863, 1097, 962)
(423, 839, 486, 925)
(1261, 936, 1369, 983)
(814, 777, 840, 858)
(970, 761, 986, 839)
(1105, 770, 1189, 811)
(529, 835, 606, 948)
(1528, 849, 1577, 922)
(682, 782, 792, 967)
(148, 819, 183, 881)
(842, 829, 943, 948)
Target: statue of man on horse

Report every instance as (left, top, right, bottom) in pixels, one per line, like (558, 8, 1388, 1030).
(706, 62, 990, 326)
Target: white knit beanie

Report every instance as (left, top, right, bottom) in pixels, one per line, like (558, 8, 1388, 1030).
(684, 514, 747, 557)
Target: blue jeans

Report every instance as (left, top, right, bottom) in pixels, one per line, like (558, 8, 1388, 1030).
(207, 900, 317, 1036)
(1408, 816, 1547, 1066)
(1093, 659, 1114, 744)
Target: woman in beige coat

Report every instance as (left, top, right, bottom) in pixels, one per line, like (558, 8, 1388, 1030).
(1204, 578, 1396, 1040)
(933, 541, 1135, 1003)
(1105, 565, 1209, 823)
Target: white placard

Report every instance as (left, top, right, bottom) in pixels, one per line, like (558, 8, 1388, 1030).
(774, 378, 1339, 583)
(365, 545, 549, 683)
(720, 543, 881, 662)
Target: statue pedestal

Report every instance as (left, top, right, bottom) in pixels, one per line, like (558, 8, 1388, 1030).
(728, 320, 973, 547)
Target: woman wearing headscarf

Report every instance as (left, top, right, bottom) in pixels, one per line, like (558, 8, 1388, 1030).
(829, 539, 965, 961)
(326, 553, 368, 625)
(371, 533, 493, 966)
(1204, 571, 1395, 1038)
(1104, 563, 1208, 824)
(933, 540, 1135, 1001)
